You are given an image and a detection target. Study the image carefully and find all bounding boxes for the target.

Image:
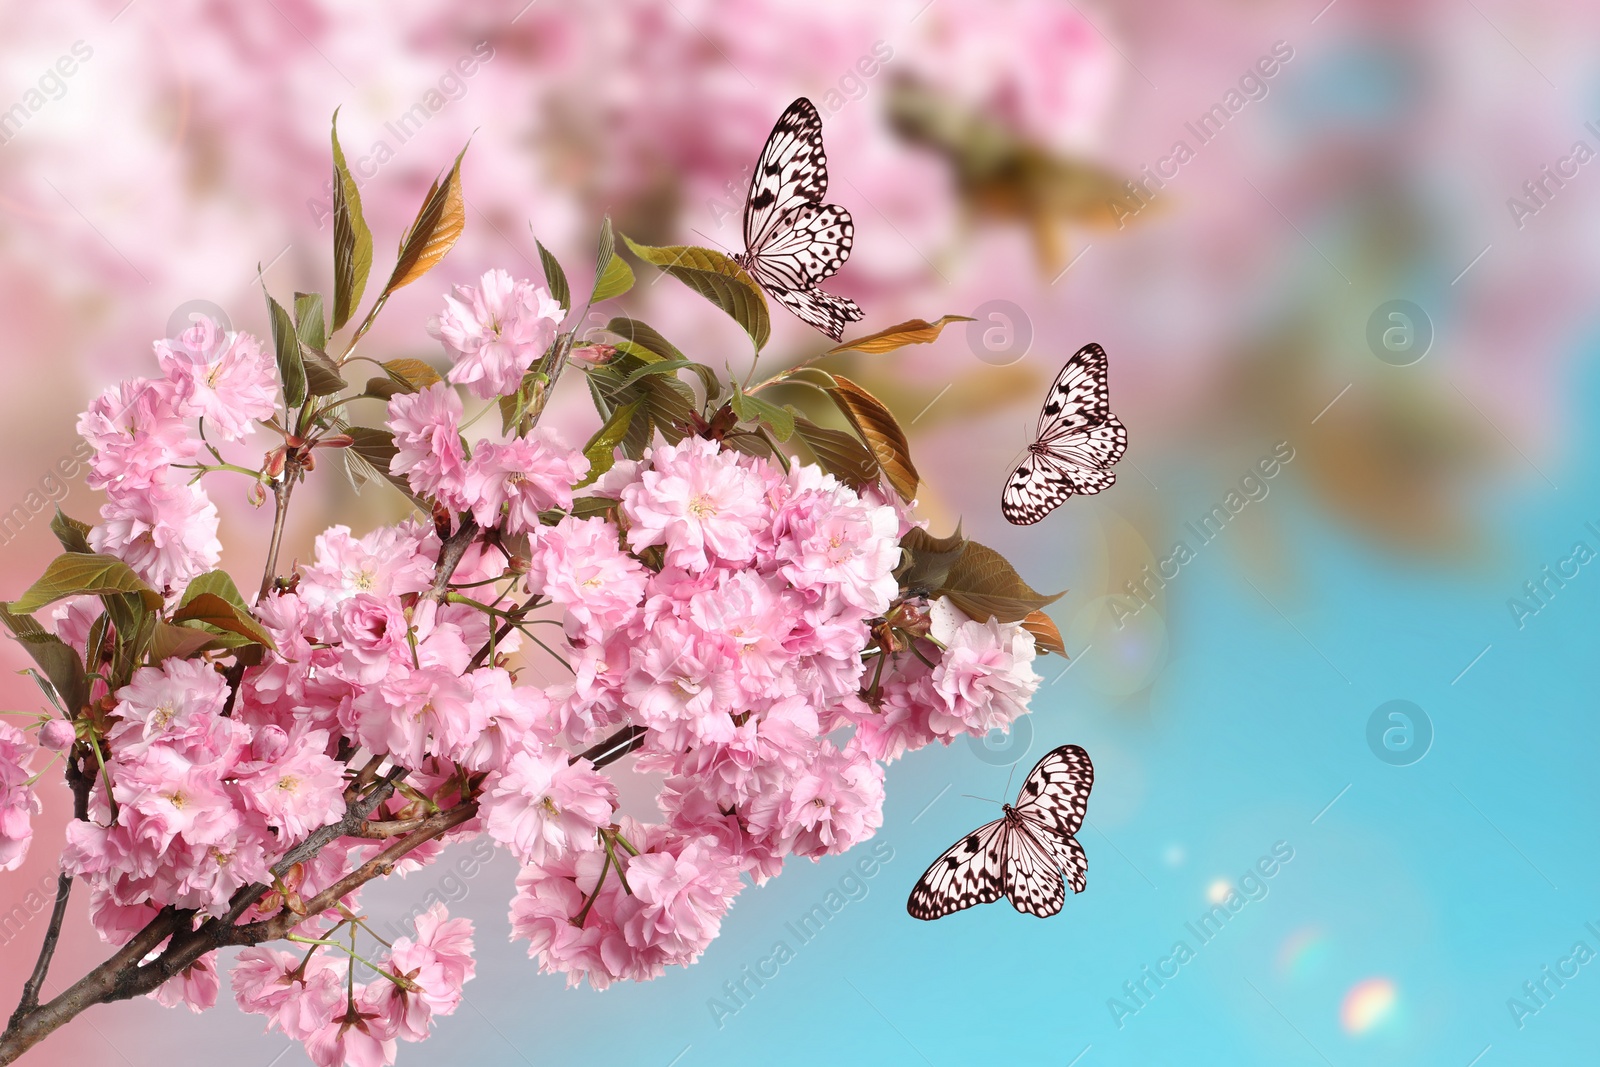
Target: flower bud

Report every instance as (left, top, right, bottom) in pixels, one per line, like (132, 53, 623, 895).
(38, 719, 75, 751)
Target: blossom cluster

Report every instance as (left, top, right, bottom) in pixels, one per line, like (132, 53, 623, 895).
(7, 258, 1047, 1066)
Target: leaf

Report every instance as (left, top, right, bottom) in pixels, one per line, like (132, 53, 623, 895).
(606, 317, 686, 362)
(380, 145, 467, 301)
(363, 377, 405, 401)
(730, 384, 795, 441)
(897, 524, 966, 591)
(934, 540, 1063, 624)
(266, 292, 306, 409)
(826, 375, 919, 501)
(536, 237, 571, 311)
(498, 367, 548, 435)
(169, 593, 277, 650)
(294, 292, 327, 352)
(148, 621, 233, 663)
(622, 238, 770, 351)
(301, 346, 346, 397)
(381, 358, 443, 394)
(180, 570, 250, 614)
(591, 217, 635, 303)
(0, 606, 87, 714)
(793, 417, 879, 489)
(343, 426, 422, 504)
(638, 377, 696, 443)
(331, 111, 373, 332)
(1022, 610, 1067, 657)
(49, 509, 93, 555)
(8, 553, 162, 614)
(828, 315, 975, 355)
(577, 398, 642, 488)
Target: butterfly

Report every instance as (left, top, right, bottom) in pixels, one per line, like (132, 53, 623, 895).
(907, 744, 1093, 920)
(732, 97, 865, 341)
(1001, 343, 1128, 525)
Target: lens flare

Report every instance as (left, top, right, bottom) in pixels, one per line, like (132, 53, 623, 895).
(1277, 927, 1329, 981)
(1206, 878, 1232, 904)
(1340, 977, 1397, 1034)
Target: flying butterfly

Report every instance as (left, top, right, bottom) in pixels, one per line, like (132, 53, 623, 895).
(731, 97, 865, 341)
(1001, 343, 1128, 525)
(907, 744, 1094, 920)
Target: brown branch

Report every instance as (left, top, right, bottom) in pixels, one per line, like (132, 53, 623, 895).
(257, 474, 297, 601)
(576, 725, 648, 768)
(421, 516, 479, 604)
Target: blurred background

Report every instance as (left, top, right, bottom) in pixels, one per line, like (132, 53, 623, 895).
(2, 0, 1598, 1063)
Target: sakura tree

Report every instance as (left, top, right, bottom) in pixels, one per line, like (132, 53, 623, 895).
(0, 126, 1060, 1066)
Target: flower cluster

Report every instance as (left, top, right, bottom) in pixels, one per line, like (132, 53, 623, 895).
(3, 149, 1058, 1064)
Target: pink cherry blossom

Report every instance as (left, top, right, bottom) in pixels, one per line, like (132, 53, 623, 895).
(0, 723, 40, 872)
(482, 751, 616, 864)
(149, 952, 220, 1013)
(370, 903, 475, 1041)
(463, 432, 588, 532)
(621, 437, 769, 572)
(303, 983, 398, 1067)
(155, 316, 278, 441)
(525, 516, 648, 641)
(90, 480, 222, 591)
(386, 383, 469, 511)
(927, 612, 1041, 737)
(431, 269, 564, 400)
(77, 377, 198, 492)
(232, 947, 346, 1041)
(235, 728, 346, 844)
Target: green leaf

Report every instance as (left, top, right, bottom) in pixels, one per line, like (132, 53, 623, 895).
(536, 237, 571, 311)
(730, 383, 795, 441)
(606, 317, 686, 362)
(0, 605, 87, 714)
(793, 417, 879, 489)
(828, 314, 975, 355)
(301, 346, 346, 397)
(180, 569, 249, 614)
(8, 553, 162, 614)
(169, 593, 277, 650)
(379, 145, 467, 303)
(148, 621, 235, 663)
(897, 524, 966, 591)
(826, 375, 919, 501)
(49, 509, 93, 554)
(621, 238, 771, 351)
(934, 540, 1064, 624)
(498, 368, 548, 435)
(331, 111, 373, 332)
(381, 358, 443, 394)
(343, 426, 422, 504)
(577, 397, 642, 488)
(110, 605, 157, 687)
(591, 218, 635, 303)
(294, 292, 327, 352)
(267, 292, 306, 409)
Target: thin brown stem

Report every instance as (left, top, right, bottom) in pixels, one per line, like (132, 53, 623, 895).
(257, 474, 296, 600)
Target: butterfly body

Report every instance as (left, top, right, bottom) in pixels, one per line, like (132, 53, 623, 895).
(1001, 343, 1128, 525)
(737, 98, 865, 341)
(907, 744, 1094, 920)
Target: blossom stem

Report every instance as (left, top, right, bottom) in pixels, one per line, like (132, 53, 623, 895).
(570, 846, 612, 928)
(258, 475, 297, 600)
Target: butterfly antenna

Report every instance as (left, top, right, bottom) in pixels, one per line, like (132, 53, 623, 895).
(1002, 764, 1019, 802)
(960, 793, 1001, 806)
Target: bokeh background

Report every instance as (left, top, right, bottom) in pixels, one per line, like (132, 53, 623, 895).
(2, 0, 1598, 1064)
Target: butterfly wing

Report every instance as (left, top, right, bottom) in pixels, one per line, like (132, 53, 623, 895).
(1002, 818, 1068, 916)
(906, 817, 1009, 921)
(746, 203, 855, 290)
(765, 283, 864, 342)
(1002, 345, 1127, 525)
(1037, 343, 1114, 438)
(1001, 450, 1110, 525)
(1014, 744, 1094, 841)
(743, 99, 830, 259)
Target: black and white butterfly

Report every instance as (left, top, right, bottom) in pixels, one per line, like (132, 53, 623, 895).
(907, 744, 1094, 920)
(731, 98, 865, 341)
(1001, 343, 1128, 525)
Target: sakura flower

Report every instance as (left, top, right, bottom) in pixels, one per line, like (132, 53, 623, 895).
(332, 593, 412, 685)
(927, 612, 1041, 737)
(526, 516, 648, 640)
(90, 480, 222, 590)
(482, 751, 615, 864)
(149, 951, 220, 1012)
(619, 837, 744, 963)
(621, 437, 768, 572)
(232, 947, 346, 1041)
(352, 666, 481, 768)
(297, 523, 435, 612)
(463, 432, 588, 532)
(155, 316, 277, 440)
(370, 903, 475, 1041)
(430, 269, 564, 399)
(752, 742, 885, 859)
(38, 718, 76, 752)
(235, 728, 345, 844)
(0, 722, 41, 872)
(77, 377, 198, 492)
(775, 477, 901, 614)
(303, 983, 398, 1067)
(386, 383, 469, 510)
(107, 658, 230, 759)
